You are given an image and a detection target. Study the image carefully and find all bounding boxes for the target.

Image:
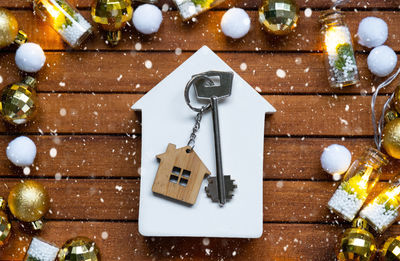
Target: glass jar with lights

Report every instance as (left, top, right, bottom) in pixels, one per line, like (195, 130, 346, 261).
(173, 0, 226, 21)
(360, 177, 400, 233)
(328, 147, 388, 222)
(319, 9, 360, 88)
(33, 0, 92, 47)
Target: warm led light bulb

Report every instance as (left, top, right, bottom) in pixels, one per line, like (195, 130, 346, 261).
(33, 0, 93, 47)
(319, 10, 360, 88)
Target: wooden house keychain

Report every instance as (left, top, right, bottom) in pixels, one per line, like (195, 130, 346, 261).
(152, 71, 237, 206)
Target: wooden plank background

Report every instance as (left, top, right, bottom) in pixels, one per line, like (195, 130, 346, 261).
(0, 0, 400, 260)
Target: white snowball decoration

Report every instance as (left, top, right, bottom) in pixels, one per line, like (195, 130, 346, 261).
(15, 43, 46, 73)
(357, 17, 388, 48)
(6, 136, 37, 167)
(221, 8, 251, 39)
(132, 4, 163, 35)
(320, 144, 352, 176)
(367, 45, 397, 77)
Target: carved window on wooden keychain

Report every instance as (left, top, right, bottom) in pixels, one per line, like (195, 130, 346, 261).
(169, 167, 191, 187)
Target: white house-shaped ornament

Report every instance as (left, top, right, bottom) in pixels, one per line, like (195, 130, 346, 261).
(132, 46, 276, 238)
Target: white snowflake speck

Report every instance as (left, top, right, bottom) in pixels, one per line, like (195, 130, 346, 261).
(305, 8, 312, 17)
(23, 167, 30, 176)
(55, 173, 62, 180)
(145, 60, 152, 69)
(240, 63, 247, 71)
(175, 48, 182, 56)
(202, 238, 210, 246)
(162, 4, 169, 12)
(49, 148, 57, 158)
(276, 69, 286, 78)
(135, 43, 142, 51)
(101, 231, 109, 240)
(59, 108, 67, 117)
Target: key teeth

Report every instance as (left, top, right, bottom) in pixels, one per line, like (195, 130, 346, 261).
(205, 176, 237, 203)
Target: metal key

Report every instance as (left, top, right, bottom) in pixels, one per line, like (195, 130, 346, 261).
(192, 71, 237, 206)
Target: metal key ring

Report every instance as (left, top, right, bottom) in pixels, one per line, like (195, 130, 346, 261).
(184, 75, 213, 113)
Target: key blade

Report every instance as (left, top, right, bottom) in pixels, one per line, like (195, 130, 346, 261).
(193, 71, 234, 100)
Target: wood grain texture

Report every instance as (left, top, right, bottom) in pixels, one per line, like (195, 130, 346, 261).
(0, 94, 388, 136)
(4, 221, 400, 261)
(1, 52, 393, 94)
(0, 135, 395, 182)
(0, 222, 343, 261)
(1, 0, 398, 10)
(0, 179, 391, 223)
(0, 0, 399, 260)
(2, 10, 400, 52)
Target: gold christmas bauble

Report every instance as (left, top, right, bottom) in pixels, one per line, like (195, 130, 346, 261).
(8, 180, 49, 222)
(0, 197, 11, 247)
(381, 236, 400, 260)
(0, 211, 11, 247)
(0, 8, 18, 49)
(337, 218, 376, 261)
(258, 0, 299, 35)
(91, 0, 133, 45)
(385, 109, 399, 124)
(58, 237, 100, 261)
(0, 76, 37, 125)
(382, 118, 400, 159)
(393, 85, 400, 114)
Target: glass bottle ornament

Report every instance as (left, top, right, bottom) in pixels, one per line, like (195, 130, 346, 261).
(91, 0, 133, 46)
(58, 237, 100, 261)
(0, 76, 38, 125)
(258, 0, 299, 36)
(328, 147, 388, 221)
(337, 218, 377, 261)
(24, 237, 59, 261)
(319, 9, 360, 88)
(8, 180, 50, 230)
(360, 178, 400, 233)
(173, 0, 226, 21)
(0, 7, 27, 48)
(0, 197, 11, 247)
(33, 0, 93, 48)
(380, 236, 400, 261)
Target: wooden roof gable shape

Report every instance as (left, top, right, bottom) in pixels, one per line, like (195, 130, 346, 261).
(153, 143, 210, 205)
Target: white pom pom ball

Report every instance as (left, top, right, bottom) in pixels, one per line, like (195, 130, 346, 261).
(221, 8, 250, 39)
(132, 4, 163, 35)
(320, 144, 352, 177)
(6, 136, 37, 167)
(367, 45, 397, 77)
(357, 17, 388, 48)
(15, 43, 46, 73)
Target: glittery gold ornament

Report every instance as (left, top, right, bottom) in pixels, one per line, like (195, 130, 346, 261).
(8, 180, 49, 223)
(91, 0, 133, 46)
(385, 110, 399, 124)
(0, 197, 11, 247)
(382, 118, 400, 159)
(337, 218, 377, 261)
(0, 7, 27, 48)
(381, 236, 400, 260)
(0, 76, 38, 125)
(58, 237, 100, 261)
(258, 0, 299, 36)
(393, 85, 400, 114)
